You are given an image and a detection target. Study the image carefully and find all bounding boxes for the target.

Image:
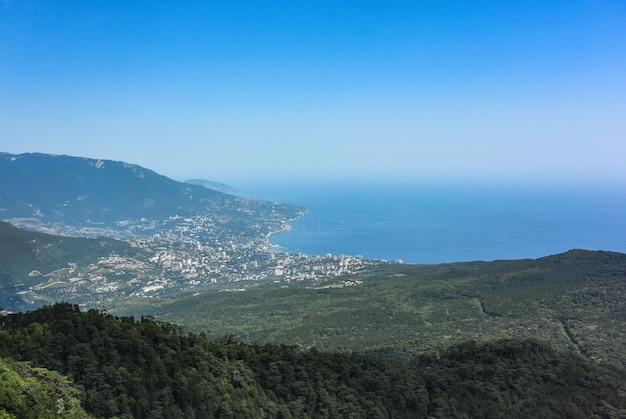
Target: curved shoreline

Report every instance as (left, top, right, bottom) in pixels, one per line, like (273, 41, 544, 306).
(265, 211, 307, 250)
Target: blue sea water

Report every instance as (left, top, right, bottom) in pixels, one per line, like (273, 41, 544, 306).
(240, 181, 626, 264)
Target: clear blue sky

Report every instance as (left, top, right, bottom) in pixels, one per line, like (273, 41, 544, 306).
(1, 1, 625, 185)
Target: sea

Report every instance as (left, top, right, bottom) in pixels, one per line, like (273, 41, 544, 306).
(239, 181, 626, 264)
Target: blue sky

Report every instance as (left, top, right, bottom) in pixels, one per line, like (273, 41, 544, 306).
(1, 1, 625, 185)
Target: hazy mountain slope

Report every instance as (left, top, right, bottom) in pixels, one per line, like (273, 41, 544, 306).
(0, 152, 233, 225)
(185, 178, 239, 195)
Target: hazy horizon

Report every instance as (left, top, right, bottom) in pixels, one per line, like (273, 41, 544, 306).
(2, 1, 625, 185)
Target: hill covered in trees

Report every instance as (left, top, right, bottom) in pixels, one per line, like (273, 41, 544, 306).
(0, 221, 149, 310)
(0, 152, 303, 237)
(0, 356, 87, 418)
(1, 303, 625, 418)
(0, 152, 230, 225)
(3, 152, 626, 417)
(107, 249, 626, 369)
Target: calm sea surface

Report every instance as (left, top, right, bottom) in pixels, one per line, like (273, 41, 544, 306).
(240, 182, 626, 264)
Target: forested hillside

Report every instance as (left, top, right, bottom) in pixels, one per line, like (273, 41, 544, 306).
(0, 152, 232, 224)
(0, 221, 143, 281)
(0, 356, 87, 418)
(1, 303, 625, 418)
(108, 250, 626, 369)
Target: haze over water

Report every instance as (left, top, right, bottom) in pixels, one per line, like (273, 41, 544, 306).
(242, 182, 626, 264)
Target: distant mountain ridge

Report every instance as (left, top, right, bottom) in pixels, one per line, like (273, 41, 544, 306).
(0, 152, 236, 226)
(185, 178, 239, 195)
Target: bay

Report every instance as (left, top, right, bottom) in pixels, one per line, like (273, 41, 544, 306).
(240, 181, 626, 264)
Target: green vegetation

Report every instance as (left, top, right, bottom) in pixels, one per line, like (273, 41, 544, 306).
(0, 152, 303, 227)
(107, 250, 626, 369)
(0, 222, 143, 280)
(0, 303, 624, 418)
(3, 153, 626, 416)
(0, 221, 148, 310)
(0, 357, 87, 418)
(3, 208, 626, 417)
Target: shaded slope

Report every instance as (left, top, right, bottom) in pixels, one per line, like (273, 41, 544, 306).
(0, 221, 146, 310)
(0, 303, 624, 418)
(0, 152, 232, 225)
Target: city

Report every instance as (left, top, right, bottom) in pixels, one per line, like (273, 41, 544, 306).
(14, 209, 384, 308)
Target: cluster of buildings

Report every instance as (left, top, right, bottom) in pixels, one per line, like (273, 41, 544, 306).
(19, 210, 382, 305)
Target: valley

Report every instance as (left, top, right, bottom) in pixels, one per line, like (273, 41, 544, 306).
(2, 152, 626, 417)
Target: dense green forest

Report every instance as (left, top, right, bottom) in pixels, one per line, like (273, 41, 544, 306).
(0, 356, 87, 418)
(1, 303, 625, 418)
(108, 250, 626, 368)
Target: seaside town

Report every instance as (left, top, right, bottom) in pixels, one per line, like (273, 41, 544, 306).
(15, 211, 382, 307)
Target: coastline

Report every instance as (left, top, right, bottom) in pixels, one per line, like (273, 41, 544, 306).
(248, 182, 626, 264)
(265, 211, 307, 251)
